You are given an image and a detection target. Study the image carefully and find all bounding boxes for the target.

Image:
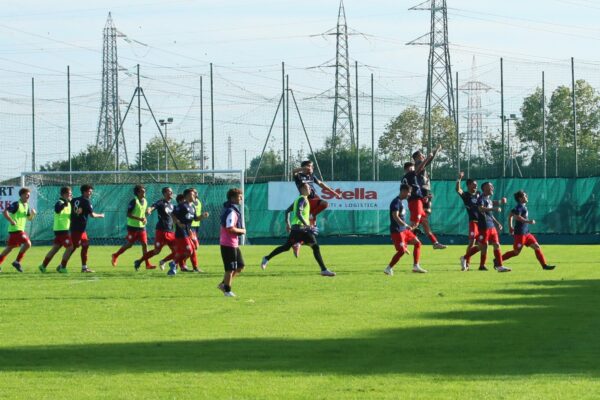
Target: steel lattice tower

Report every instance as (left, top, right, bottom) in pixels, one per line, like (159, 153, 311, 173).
(408, 0, 455, 152)
(460, 56, 492, 170)
(331, 0, 354, 150)
(97, 12, 125, 158)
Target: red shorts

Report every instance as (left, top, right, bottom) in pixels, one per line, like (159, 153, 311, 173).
(154, 230, 175, 249)
(175, 237, 193, 257)
(7, 231, 30, 247)
(391, 230, 418, 251)
(468, 221, 479, 240)
(408, 198, 426, 223)
(70, 231, 89, 248)
(478, 228, 499, 245)
(513, 233, 538, 250)
(53, 232, 72, 248)
(125, 229, 147, 244)
(308, 195, 324, 216)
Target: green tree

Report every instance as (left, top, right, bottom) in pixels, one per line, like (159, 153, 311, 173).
(40, 144, 124, 172)
(131, 136, 196, 171)
(246, 149, 285, 183)
(378, 106, 423, 165)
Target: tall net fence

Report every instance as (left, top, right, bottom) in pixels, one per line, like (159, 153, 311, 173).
(10, 170, 244, 245)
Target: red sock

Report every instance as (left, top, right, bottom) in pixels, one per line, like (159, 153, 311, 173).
(114, 246, 126, 257)
(81, 246, 89, 265)
(494, 248, 503, 265)
(480, 252, 487, 267)
(427, 232, 438, 244)
(42, 256, 52, 267)
(16, 252, 26, 262)
(0, 255, 5, 265)
(502, 250, 517, 262)
(413, 242, 422, 264)
(465, 246, 479, 263)
(388, 250, 404, 267)
(535, 248, 547, 267)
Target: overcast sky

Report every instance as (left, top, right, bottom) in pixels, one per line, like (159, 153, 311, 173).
(1, 0, 599, 180)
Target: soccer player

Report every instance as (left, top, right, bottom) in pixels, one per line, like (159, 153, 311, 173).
(69, 184, 105, 273)
(39, 186, 75, 273)
(291, 160, 341, 256)
(0, 187, 36, 272)
(189, 189, 209, 272)
(133, 187, 177, 271)
(402, 145, 446, 250)
(456, 172, 481, 271)
(217, 188, 246, 297)
(111, 185, 155, 270)
(462, 182, 511, 272)
(168, 189, 196, 276)
(260, 184, 336, 277)
(384, 183, 426, 275)
(500, 190, 556, 270)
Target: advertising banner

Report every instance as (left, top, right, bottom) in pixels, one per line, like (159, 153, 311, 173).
(0, 186, 37, 212)
(268, 181, 403, 211)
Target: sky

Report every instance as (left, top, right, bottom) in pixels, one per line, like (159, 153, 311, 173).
(0, 0, 599, 180)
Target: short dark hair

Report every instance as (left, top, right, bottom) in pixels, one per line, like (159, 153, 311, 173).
(60, 186, 71, 196)
(412, 150, 423, 159)
(466, 179, 476, 186)
(400, 183, 410, 192)
(133, 184, 145, 195)
(481, 182, 492, 191)
(403, 162, 414, 170)
(301, 160, 312, 167)
(176, 194, 185, 203)
(18, 187, 30, 196)
(227, 188, 243, 200)
(161, 187, 171, 195)
(514, 190, 526, 202)
(80, 184, 93, 193)
(183, 188, 194, 198)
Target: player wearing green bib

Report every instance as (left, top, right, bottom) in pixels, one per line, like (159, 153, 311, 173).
(260, 184, 335, 277)
(0, 187, 36, 272)
(111, 185, 155, 270)
(188, 189, 209, 272)
(39, 186, 76, 273)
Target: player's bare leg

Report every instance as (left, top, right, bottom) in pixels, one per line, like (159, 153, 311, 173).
(112, 242, 133, 267)
(420, 217, 446, 250)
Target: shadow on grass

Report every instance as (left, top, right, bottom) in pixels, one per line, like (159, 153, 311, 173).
(1, 279, 599, 376)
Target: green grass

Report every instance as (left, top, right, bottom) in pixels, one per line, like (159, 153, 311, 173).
(0, 243, 598, 399)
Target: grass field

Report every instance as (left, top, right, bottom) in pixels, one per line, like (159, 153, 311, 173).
(0, 243, 598, 399)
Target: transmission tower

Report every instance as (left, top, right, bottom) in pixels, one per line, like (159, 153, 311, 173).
(97, 12, 127, 163)
(460, 56, 492, 173)
(330, 0, 354, 149)
(408, 0, 455, 152)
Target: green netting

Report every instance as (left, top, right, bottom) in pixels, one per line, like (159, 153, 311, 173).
(1, 178, 599, 242)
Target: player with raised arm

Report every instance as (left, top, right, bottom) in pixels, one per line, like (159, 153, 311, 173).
(217, 188, 246, 297)
(112, 185, 155, 270)
(0, 188, 36, 272)
(260, 184, 336, 277)
(291, 160, 341, 257)
(456, 172, 481, 271)
(462, 182, 510, 272)
(500, 190, 556, 270)
(39, 186, 75, 273)
(384, 183, 426, 275)
(133, 187, 176, 271)
(402, 144, 446, 250)
(167, 189, 196, 276)
(69, 184, 105, 273)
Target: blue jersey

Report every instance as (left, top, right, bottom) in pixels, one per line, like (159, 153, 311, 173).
(389, 196, 408, 233)
(152, 199, 174, 232)
(173, 202, 194, 238)
(70, 196, 93, 232)
(512, 203, 529, 235)
(461, 191, 480, 221)
(477, 195, 496, 230)
(402, 171, 422, 200)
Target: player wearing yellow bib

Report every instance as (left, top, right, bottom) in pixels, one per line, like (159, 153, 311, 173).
(0, 187, 36, 273)
(111, 185, 155, 270)
(260, 184, 335, 277)
(188, 189, 209, 272)
(39, 186, 76, 273)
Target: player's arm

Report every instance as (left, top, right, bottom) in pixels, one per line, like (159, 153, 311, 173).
(455, 172, 464, 195)
(507, 213, 515, 234)
(292, 167, 304, 175)
(2, 209, 16, 225)
(225, 211, 246, 235)
(513, 212, 536, 225)
(391, 210, 411, 230)
(317, 179, 342, 199)
(284, 203, 293, 231)
(492, 216, 503, 231)
(27, 207, 36, 221)
(418, 144, 442, 173)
